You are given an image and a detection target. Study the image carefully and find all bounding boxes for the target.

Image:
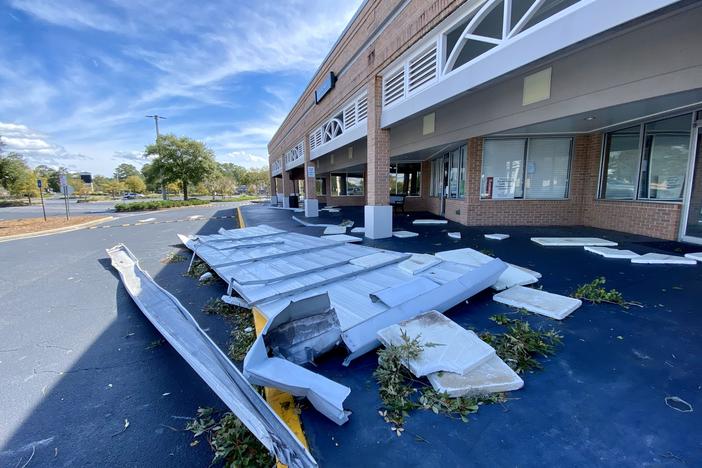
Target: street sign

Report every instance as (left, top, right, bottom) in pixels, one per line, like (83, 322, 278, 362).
(307, 166, 316, 178)
(59, 174, 68, 188)
(37, 179, 42, 188)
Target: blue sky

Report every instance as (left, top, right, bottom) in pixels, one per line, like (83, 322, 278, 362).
(0, 0, 362, 175)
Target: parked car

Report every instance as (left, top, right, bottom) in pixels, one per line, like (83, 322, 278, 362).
(121, 193, 145, 200)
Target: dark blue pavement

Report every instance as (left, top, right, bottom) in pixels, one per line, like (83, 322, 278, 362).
(242, 203, 702, 467)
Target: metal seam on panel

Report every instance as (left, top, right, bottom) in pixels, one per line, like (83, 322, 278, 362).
(237, 206, 310, 466)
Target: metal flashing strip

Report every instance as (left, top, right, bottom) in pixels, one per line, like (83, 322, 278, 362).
(106, 244, 316, 468)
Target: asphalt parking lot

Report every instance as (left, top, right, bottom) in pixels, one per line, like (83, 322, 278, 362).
(0, 202, 247, 467)
(1, 202, 700, 467)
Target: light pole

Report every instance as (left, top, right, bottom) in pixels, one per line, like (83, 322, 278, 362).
(146, 114, 167, 200)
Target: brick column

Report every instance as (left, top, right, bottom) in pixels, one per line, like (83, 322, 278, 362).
(303, 136, 319, 217)
(281, 162, 292, 208)
(367, 76, 390, 206)
(364, 76, 393, 238)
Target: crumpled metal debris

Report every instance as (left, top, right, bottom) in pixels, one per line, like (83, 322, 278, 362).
(107, 244, 316, 468)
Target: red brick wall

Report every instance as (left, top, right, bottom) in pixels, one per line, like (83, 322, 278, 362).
(269, 0, 467, 160)
(418, 134, 683, 239)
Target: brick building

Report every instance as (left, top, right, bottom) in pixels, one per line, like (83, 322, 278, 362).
(268, 0, 702, 242)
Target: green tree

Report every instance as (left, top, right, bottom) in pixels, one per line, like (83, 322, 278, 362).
(145, 135, 216, 200)
(9, 168, 39, 204)
(103, 179, 126, 198)
(219, 163, 248, 186)
(0, 152, 28, 190)
(114, 163, 141, 181)
(125, 174, 146, 193)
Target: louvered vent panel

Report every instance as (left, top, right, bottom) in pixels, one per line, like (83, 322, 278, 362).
(408, 46, 437, 93)
(357, 96, 368, 121)
(343, 104, 356, 130)
(383, 69, 405, 106)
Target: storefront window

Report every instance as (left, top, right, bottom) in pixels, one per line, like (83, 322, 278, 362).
(390, 163, 421, 196)
(331, 172, 364, 196)
(481, 137, 572, 199)
(600, 113, 692, 201)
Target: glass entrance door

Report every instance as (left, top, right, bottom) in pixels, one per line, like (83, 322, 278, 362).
(440, 156, 449, 216)
(682, 124, 702, 243)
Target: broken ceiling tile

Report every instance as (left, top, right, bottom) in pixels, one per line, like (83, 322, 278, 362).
(323, 225, 347, 235)
(584, 246, 639, 259)
(448, 232, 461, 239)
(398, 253, 441, 275)
(684, 252, 702, 261)
(531, 237, 617, 247)
(484, 233, 509, 240)
(392, 230, 419, 238)
(426, 355, 523, 397)
(321, 234, 362, 243)
(435, 248, 538, 290)
(377, 311, 495, 377)
(412, 219, 448, 225)
(493, 285, 582, 320)
(350, 227, 365, 233)
(631, 253, 696, 265)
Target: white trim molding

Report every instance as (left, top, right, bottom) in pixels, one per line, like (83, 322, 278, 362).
(380, 0, 683, 127)
(284, 140, 305, 170)
(271, 157, 283, 176)
(310, 92, 368, 160)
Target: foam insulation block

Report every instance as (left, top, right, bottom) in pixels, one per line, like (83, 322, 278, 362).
(631, 253, 696, 265)
(377, 311, 495, 377)
(584, 246, 639, 259)
(448, 232, 461, 239)
(493, 285, 582, 320)
(427, 355, 523, 397)
(350, 227, 365, 233)
(684, 252, 702, 261)
(531, 237, 617, 246)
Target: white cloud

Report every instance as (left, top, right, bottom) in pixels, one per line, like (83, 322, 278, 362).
(0, 122, 88, 169)
(224, 151, 268, 168)
(2, 0, 364, 174)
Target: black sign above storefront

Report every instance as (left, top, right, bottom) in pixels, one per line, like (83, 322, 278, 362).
(314, 72, 336, 104)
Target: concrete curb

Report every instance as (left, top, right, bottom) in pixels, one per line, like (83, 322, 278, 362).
(0, 216, 115, 243)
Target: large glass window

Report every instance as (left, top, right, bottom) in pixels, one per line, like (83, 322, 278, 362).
(481, 137, 572, 199)
(390, 163, 421, 196)
(600, 113, 692, 201)
(600, 126, 640, 199)
(430, 145, 466, 199)
(331, 172, 364, 196)
(315, 178, 326, 196)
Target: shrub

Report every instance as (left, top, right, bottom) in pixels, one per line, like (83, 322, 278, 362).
(114, 199, 208, 212)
